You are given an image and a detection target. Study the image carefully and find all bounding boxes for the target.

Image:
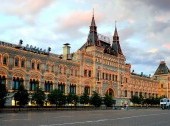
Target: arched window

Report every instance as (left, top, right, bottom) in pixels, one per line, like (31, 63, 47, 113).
(13, 77, 23, 90)
(70, 84, 76, 94)
(45, 81, 53, 92)
(124, 90, 127, 97)
(15, 57, 19, 67)
(0, 76, 6, 85)
(21, 59, 25, 68)
(106, 88, 114, 96)
(58, 83, 65, 93)
(32, 61, 35, 69)
(37, 63, 40, 70)
(30, 79, 39, 91)
(3, 55, 8, 65)
(84, 86, 90, 95)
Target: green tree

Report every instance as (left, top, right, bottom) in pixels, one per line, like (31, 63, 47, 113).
(48, 89, 66, 107)
(144, 97, 161, 106)
(80, 93, 89, 105)
(0, 84, 7, 108)
(14, 84, 29, 109)
(66, 93, 79, 106)
(90, 91, 102, 107)
(32, 87, 45, 107)
(130, 95, 141, 105)
(103, 94, 113, 107)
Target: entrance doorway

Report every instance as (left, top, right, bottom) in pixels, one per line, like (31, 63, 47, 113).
(106, 88, 114, 97)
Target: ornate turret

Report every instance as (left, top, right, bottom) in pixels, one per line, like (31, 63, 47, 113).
(87, 11, 98, 46)
(154, 61, 170, 75)
(112, 22, 123, 55)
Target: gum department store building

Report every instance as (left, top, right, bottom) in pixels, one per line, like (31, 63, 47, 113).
(0, 14, 169, 106)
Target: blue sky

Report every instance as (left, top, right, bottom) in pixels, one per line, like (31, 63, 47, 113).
(0, 0, 170, 76)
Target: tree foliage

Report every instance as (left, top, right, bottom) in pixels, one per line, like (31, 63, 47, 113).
(66, 93, 79, 106)
(90, 91, 102, 107)
(80, 93, 89, 105)
(131, 95, 162, 106)
(48, 89, 66, 107)
(14, 84, 29, 107)
(32, 87, 45, 107)
(0, 84, 7, 108)
(130, 95, 141, 105)
(143, 97, 161, 105)
(103, 94, 113, 107)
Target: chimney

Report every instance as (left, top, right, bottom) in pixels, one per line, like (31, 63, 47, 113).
(63, 43, 70, 60)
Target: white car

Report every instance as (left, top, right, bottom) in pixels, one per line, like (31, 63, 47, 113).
(160, 98, 170, 109)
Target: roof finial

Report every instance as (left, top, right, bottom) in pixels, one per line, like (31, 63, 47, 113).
(115, 20, 117, 29)
(93, 8, 94, 17)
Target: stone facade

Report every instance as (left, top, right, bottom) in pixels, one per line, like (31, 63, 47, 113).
(0, 14, 160, 106)
(153, 61, 170, 98)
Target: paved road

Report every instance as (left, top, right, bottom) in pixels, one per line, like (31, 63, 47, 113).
(0, 109, 170, 126)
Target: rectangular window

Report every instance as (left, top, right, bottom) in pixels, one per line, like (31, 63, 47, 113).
(115, 75, 117, 81)
(112, 75, 114, 81)
(3, 57, 7, 65)
(131, 91, 133, 98)
(75, 70, 78, 76)
(97, 72, 99, 81)
(32, 62, 35, 69)
(37, 64, 40, 70)
(15, 59, 19, 67)
(88, 70, 91, 77)
(70, 85, 76, 94)
(106, 74, 108, 80)
(84, 70, 87, 77)
(109, 74, 111, 80)
(21, 60, 25, 68)
(58, 84, 65, 93)
(125, 90, 127, 97)
(84, 86, 90, 95)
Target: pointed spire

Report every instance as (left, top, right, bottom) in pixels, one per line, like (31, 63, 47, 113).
(87, 9, 98, 46)
(91, 9, 96, 26)
(112, 21, 123, 55)
(114, 20, 118, 36)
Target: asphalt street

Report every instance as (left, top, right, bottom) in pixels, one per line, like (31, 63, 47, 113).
(0, 109, 170, 126)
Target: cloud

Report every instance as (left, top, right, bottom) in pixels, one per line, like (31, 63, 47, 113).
(141, 0, 170, 11)
(0, 0, 54, 23)
(56, 10, 103, 38)
(0, 0, 170, 75)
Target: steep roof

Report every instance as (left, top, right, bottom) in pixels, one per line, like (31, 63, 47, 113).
(154, 61, 170, 75)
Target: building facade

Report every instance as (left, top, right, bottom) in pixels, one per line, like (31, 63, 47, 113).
(153, 61, 170, 98)
(0, 14, 160, 106)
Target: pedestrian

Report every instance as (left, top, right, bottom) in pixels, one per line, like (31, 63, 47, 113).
(126, 103, 129, 110)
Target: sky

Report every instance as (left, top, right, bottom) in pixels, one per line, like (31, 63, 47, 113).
(0, 0, 170, 76)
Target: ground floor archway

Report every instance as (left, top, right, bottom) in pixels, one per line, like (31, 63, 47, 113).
(106, 88, 114, 97)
